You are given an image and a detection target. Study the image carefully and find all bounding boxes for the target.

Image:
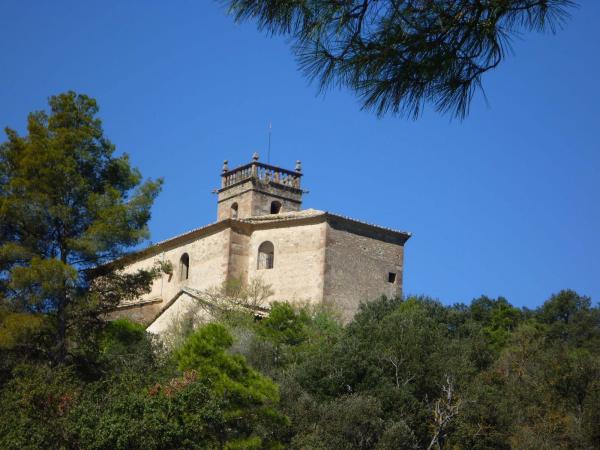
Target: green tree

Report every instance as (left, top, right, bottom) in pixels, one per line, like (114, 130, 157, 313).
(257, 301, 310, 347)
(175, 323, 288, 448)
(537, 289, 592, 324)
(470, 296, 523, 354)
(452, 292, 600, 450)
(0, 91, 163, 363)
(224, 0, 576, 118)
(257, 297, 475, 448)
(291, 394, 386, 450)
(0, 362, 81, 449)
(536, 289, 600, 346)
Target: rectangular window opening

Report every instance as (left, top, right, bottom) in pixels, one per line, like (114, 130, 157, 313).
(388, 272, 397, 283)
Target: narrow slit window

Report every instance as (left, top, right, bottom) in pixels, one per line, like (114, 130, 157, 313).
(231, 202, 238, 219)
(257, 241, 274, 270)
(180, 253, 190, 281)
(388, 272, 396, 283)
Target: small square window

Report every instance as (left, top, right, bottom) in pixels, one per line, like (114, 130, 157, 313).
(388, 272, 396, 283)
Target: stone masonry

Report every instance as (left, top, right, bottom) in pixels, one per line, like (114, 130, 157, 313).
(110, 154, 411, 330)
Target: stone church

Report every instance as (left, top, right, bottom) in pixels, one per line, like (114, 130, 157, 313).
(113, 154, 411, 333)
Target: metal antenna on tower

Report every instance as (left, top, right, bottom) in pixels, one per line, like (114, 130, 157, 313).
(268, 122, 272, 164)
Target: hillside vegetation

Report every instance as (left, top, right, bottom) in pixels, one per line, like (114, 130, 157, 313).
(1, 291, 599, 449)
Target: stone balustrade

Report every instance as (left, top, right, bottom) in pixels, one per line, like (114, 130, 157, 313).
(221, 154, 302, 189)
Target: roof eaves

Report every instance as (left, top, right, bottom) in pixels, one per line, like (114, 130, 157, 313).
(323, 211, 412, 242)
(117, 220, 231, 265)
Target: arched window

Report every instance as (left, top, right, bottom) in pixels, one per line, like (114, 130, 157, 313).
(270, 201, 282, 214)
(257, 241, 274, 270)
(179, 253, 189, 281)
(231, 202, 238, 219)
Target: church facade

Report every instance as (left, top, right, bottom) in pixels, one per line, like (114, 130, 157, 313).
(112, 154, 411, 332)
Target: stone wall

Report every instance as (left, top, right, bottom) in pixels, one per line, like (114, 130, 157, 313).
(146, 291, 214, 335)
(114, 227, 231, 322)
(226, 226, 251, 282)
(322, 221, 404, 322)
(217, 179, 302, 220)
(105, 299, 163, 325)
(217, 180, 255, 220)
(111, 213, 408, 329)
(245, 222, 326, 307)
(248, 182, 302, 216)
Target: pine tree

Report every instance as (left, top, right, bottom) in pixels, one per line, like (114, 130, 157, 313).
(0, 91, 163, 363)
(224, 0, 576, 118)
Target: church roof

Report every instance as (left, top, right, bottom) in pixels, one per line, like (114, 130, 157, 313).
(120, 209, 410, 264)
(238, 208, 324, 223)
(240, 209, 411, 238)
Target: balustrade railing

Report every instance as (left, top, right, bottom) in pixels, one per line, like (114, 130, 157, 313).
(221, 158, 302, 189)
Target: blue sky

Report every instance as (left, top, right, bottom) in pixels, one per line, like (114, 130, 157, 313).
(1, 1, 598, 308)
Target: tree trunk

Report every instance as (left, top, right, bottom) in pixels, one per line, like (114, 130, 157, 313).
(55, 246, 69, 364)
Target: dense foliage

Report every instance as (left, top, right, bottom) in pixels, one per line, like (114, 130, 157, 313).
(223, 0, 577, 119)
(1, 291, 598, 449)
(241, 293, 600, 449)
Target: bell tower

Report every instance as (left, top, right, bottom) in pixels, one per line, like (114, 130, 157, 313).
(217, 153, 304, 220)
